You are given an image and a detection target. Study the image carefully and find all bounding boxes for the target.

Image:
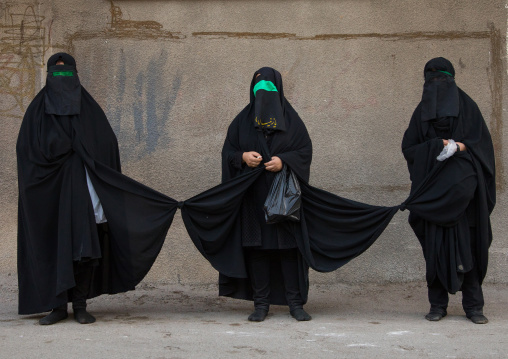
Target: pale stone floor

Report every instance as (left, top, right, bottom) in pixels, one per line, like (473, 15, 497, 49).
(1, 275, 507, 359)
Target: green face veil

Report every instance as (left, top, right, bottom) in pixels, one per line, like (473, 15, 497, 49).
(252, 68, 285, 132)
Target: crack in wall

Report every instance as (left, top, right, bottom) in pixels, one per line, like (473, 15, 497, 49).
(191, 30, 492, 41)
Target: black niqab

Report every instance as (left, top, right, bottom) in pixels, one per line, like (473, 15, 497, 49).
(252, 67, 286, 132)
(421, 57, 459, 122)
(44, 53, 81, 115)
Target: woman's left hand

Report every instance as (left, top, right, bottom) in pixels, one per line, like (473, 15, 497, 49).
(456, 141, 467, 152)
(264, 156, 283, 172)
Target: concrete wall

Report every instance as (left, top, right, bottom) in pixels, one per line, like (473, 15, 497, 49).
(1, 0, 507, 286)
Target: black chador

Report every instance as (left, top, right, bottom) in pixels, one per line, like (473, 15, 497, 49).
(402, 57, 496, 324)
(181, 68, 399, 321)
(17, 53, 178, 324)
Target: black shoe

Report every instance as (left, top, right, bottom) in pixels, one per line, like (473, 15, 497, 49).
(39, 307, 68, 325)
(425, 310, 447, 321)
(467, 312, 488, 324)
(248, 309, 268, 322)
(290, 308, 312, 321)
(73, 308, 96, 324)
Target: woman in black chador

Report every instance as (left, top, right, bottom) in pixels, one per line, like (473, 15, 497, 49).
(221, 67, 313, 321)
(183, 67, 401, 321)
(402, 57, 496, 324)
(17, 53, 178, 325)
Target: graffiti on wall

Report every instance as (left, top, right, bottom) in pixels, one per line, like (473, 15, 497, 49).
(106, 49, 182, 160)
(0, 3, 48, 118)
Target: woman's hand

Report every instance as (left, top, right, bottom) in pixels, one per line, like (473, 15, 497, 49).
(242, 151, 263, 167)
(456, 141, 466, 151)
(443, 139, 466, 152)
(264, 156, 283, 172)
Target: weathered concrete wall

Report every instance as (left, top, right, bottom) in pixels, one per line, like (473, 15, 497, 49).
(1, 0, 506, 286)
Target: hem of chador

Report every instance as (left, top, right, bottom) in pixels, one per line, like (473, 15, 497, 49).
(74, 257, 100, 265)
(241, 244, 298, 250)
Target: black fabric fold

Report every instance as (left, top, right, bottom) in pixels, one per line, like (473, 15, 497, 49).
(181, 171, 400, 275)
(181, 168, 264, 278)
(296, 182, 399, 272)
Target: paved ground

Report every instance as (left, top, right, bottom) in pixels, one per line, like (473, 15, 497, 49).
(1, 275, 507, 359)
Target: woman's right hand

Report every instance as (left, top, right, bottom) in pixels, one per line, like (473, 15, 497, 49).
(242, 151, 263, 167)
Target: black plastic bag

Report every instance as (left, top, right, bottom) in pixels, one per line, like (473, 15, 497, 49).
(263, 164, 301, 224)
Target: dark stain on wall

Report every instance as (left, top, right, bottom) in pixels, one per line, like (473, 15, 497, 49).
(133, 71, 145, 145)
(109, 48, 127, 136)
(117, 48, 127, 98)
(146, 51, 169, 154)
(107, 50, 182, 159)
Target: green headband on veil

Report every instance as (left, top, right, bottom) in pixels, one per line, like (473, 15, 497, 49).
(253, 80, 278, 97)
(52, 71, 74, 77)
(438, 70, 454, 78)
